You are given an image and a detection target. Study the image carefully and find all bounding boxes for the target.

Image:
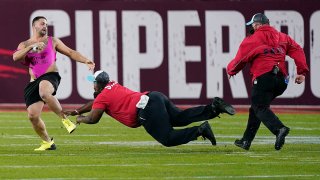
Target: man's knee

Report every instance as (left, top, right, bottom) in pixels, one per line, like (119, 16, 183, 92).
(39, 92, 51, 101)
(39, 81, 54, 101)
(28, 112, 40, 121)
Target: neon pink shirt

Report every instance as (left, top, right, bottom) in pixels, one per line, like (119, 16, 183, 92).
(92, 81, 149, 128)
(24, 36, 56, 78)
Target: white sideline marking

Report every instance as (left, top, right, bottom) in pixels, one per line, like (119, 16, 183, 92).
(0, 136, 320, 148)
(0, 162, 320, 169)
(1, 125, 320, 132)
(2, 125, 320, 131)
(1, 134, 121, 139)
(13, 174, 320, 180)
(0, 127, 33, 129)
(3, 134, 320, 140)
(164, 175, 320, 179)
(1, 152, 320, 158)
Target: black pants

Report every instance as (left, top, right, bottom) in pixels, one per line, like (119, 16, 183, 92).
(242, 72, 288, 142)
(137, 91, 218, 147)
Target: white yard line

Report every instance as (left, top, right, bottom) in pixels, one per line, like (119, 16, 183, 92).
(9, 174, 320, 180)
(164, 174, 320, 179)
(0, 162, 319, 169)
(3, 134, 320, 139)
(0, 135, 320, 148)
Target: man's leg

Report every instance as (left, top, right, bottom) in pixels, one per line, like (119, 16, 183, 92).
(39, 80, 76, 133)
(252, 105, 284, 135)
(27, 101, 50, 142)
(234, 107, 261, 150)
(251, 73, 289, 150)
(251, 77, 285, 136)
(162, 95, 235, 127)
(27, 102, 56, 151)
(139, 92, 212, 146)
(39, 80, 64, 118)
(165, 101, 215, 127)
(242, 107, 261, 142)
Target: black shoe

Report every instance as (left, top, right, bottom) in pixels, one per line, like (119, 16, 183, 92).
(198, 121, 216, 145)
(212, 97, 236, 115)
(275, 127, 290, 150)
(234, 139, 251, 150)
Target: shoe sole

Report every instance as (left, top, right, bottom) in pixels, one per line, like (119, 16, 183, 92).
(214, 97, 236, 115)
(34, 144, 57, 151)
(68, 126, 76, 134)
(48, 144, 57, 150)
(63, 121, 77, 134)
(275, 128, 290, 150)
(234, 142, 250, 150)
(225, 106, 236, 115)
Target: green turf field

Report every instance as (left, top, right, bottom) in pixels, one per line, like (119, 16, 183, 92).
(0, 111, 319, 179)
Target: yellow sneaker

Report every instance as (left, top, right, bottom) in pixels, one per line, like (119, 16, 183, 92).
(34, 138, 56, 151)
(62, 118, 76, 134)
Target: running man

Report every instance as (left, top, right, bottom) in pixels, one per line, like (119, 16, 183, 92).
(227, 13, 309, 150)
(13, 16, 95, 151)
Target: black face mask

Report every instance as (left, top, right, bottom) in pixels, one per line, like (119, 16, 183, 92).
(93, 81, 108, 98)
(248, 26, 255, 35)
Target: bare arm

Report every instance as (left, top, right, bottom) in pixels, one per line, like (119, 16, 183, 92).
(76, 108, 104, 124)
(12, 42, 37, 62)
(13, 40, 47, 62)
(13, 42, 30, 62)
(63, 101, 94, 116)
(54, 37, 95, 71)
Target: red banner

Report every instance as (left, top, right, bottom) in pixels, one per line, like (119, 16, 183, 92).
(1, 0, 319, 106)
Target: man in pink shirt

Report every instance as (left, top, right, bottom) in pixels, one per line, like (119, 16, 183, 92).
(64, 70, 236, 147)
(13, 16, 95, 151)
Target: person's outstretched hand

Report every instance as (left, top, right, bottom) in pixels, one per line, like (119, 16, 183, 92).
(63, 110, 79, 116)
(86, 61, 95, 71)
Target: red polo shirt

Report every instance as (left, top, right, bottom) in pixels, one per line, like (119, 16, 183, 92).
(92, 81, 148, 128)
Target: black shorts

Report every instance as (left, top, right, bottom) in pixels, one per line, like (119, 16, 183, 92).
(24, 72, 61, 108)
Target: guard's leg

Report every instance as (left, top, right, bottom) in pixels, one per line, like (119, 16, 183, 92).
(140, 92, 202, 146)
(234, 107, 260, 150)
(163, 95, 234, 127)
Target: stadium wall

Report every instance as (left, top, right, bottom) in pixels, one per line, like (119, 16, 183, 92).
(0, 0, 319, 107)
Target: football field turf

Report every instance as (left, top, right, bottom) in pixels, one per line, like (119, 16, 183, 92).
(0, 111, 319, 179)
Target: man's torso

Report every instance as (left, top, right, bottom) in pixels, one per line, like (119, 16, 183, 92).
(23, 36, 58, 81)
(93, 81, 148, 128)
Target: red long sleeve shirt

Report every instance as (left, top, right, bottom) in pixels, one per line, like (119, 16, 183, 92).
(227, 25, 309, 83)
